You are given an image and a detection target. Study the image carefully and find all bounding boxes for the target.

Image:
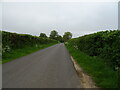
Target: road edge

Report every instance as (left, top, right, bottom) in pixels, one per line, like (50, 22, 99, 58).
(70, 56, 98, 88)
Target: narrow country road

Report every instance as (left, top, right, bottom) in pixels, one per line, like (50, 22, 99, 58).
(3, 43, 81, 88)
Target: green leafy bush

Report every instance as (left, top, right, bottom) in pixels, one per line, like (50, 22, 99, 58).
(2, 31, 58, 58)
(67, 30, 120, 70)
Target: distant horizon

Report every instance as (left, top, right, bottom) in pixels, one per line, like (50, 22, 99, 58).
(2, 29, 119, 38)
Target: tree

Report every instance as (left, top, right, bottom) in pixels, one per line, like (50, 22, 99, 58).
(49, 30, 58, 39)
(63, 32, 72, 42)
(56, 35, 64, 42)
(39, 33, 47, 38)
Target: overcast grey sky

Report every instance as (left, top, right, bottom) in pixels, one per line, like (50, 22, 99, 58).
(1, 1, 118, 37)
(118, 1, 120, 30)
(0, 2, 2, 31)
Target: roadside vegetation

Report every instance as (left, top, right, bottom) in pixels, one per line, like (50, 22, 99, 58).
(2, 43, 57, 64)
(0, 31, 1, 64)
(2, 30, 73, 63)
(65, 30, 119, 88)
(2, 31, 58, 63)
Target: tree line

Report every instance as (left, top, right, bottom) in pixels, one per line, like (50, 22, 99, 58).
(39, 30, 72, 42)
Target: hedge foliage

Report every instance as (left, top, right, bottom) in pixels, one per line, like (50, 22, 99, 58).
(67, 30, 120, 70)
(2, 31, 58, 54)
(0, 31, 1, 60)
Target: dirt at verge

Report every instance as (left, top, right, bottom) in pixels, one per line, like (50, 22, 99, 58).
(71, 56, 98, 88)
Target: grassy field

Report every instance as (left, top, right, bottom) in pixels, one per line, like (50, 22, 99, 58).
(66, 44, 118, 88)
(2, 43, 57, 64)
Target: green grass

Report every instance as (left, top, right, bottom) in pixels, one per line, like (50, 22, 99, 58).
(2, 43, 57, 64)
(65, 44, 118, 88)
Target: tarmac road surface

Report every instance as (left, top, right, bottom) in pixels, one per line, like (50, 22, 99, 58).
(3, 43, 81, 88)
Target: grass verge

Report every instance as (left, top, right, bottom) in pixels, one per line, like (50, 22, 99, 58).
(2, 43, 57, 64)
(65, 44, 118, 88)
